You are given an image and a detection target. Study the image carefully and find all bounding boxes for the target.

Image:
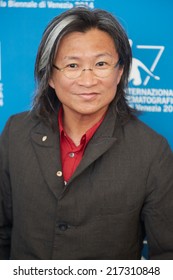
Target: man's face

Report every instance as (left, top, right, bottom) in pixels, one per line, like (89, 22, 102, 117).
(49, 28, 123, 119)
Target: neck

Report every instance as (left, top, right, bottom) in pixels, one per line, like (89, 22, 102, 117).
(61, 107, 107, 146)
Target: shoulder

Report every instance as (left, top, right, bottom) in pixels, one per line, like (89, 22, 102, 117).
(123, 116, 164, 142)
(7, 110, 37, 127)
(1, 111, 40, 139)
(121, 117, 172, 157)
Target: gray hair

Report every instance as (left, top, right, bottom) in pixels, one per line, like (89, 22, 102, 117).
(39, 16, 76, 71)
(33, 7, 133, 129)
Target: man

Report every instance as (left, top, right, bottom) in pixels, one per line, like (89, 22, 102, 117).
(0, 7, 173, 260)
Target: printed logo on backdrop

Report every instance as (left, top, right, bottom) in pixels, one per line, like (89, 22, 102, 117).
(0, 42, 4, 108)
(0, 0, 94, 8)
(128, 40, 173, 114)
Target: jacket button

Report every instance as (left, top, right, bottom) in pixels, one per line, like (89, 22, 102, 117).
(58, 222, 69, 231)
(56, 171, 62, 177)
(42, 135, 47, 142)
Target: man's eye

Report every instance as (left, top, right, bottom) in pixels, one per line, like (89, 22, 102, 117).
(66, 63, 78, 69)
(96, 61, 109, 67)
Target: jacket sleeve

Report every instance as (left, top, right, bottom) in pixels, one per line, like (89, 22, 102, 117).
(142, 137, 173, 259)
(0, 118, 13, 259)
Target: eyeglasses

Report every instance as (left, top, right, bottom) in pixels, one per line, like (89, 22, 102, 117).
(53, 58, 121, 79)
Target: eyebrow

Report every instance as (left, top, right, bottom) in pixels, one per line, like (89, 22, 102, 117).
(63, 53, 114, 60)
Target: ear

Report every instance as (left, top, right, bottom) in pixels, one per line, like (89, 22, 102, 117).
(117, 66, 124, 85)
(49, 78, 55, 89)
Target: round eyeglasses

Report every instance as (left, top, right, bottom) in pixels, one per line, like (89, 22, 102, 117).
(53, 58, 121, 79)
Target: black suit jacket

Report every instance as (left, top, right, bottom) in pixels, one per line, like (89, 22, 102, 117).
(1, 105, 173, 259)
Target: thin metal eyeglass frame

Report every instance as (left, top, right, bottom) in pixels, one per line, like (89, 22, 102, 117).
(52, 59, 121, 79)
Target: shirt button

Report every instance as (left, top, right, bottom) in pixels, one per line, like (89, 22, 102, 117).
(56, 171, 62, 177)
(69, 152, 75, 158)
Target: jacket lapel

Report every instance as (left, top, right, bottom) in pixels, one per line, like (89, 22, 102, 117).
(30, 121, 64, 199)
(68, 104, 120, 184)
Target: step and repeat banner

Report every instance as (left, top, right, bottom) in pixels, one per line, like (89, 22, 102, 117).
(0, 0, 173, 259)
(0, 0, 173, 149)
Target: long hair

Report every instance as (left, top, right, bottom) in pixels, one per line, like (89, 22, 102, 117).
(33, 7, 134, 130)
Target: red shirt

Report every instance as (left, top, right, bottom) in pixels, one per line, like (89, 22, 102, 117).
(58, 108, 104, 183)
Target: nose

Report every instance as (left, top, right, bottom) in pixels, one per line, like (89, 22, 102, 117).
(77, 68, 98, 87)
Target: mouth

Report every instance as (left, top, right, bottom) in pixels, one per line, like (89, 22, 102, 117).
(78, 92, 99, 100)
